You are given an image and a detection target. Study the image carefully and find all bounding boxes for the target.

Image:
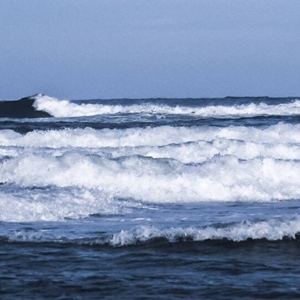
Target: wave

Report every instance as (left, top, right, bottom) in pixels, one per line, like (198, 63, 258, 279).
(0, 124, 300, 220)
(109, 220, 300, 246)
(0, 95, 51, 118)
(2, 219, 300, 246)
(1, 150, 300, 208)
(31, 94, 300, 118)
(1, 124, 300, 162)
(2, 94, 300, 119)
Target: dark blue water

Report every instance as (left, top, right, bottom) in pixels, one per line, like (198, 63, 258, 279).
(1, 239, 300, 299)
(1, 95, 300, 299)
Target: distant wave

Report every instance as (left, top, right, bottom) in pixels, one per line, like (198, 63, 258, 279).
(0, 95, 51, 118)
(31, 94, 300, 118)
(2, 94, 300, 119)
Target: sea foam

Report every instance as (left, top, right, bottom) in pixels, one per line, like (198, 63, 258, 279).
(2, 218, 300, 245)
(2, 99, 300, 221)
(109, 219, 300, 246)
(1, 124, 300, 164)
(1, 148, 300, 207)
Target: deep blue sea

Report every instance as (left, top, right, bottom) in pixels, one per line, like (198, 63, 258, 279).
(1, 94, 300, 299)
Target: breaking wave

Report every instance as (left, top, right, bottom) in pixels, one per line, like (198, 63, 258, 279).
(2, 219, 300, 246)
(1, 123, 300, 221)
(32, 94, 300, 118)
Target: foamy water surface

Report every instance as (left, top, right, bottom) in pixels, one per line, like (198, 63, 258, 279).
(1, 95, 300, 299)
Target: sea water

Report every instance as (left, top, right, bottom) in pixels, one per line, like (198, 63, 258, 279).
(1, 94, 300, 299)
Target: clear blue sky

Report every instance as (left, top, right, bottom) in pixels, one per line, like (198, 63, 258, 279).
(0, 0, 299, 99)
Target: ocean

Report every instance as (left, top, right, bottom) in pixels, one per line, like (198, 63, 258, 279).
(1, 94, 300, 299)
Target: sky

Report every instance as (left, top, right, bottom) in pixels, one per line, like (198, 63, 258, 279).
(0, 0, 300, 100)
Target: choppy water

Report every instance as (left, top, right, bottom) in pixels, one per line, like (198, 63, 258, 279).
(1, 94, 300, 299)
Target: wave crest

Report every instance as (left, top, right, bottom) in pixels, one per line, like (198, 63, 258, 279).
(2, 219, 300, 246)
(32, 94, 300, 118)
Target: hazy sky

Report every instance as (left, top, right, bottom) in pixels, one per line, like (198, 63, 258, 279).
(1, 0, 299, 99)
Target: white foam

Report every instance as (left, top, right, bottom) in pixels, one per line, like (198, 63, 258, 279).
(109, 219, 300, 246)
(2, 123, 300, 221)
(1, 124, 300, 163)
(1, 150, 300, 205)
(0, 188, 124, 222)
(3, 219, 300, 245)
(33, 94, 300, 118)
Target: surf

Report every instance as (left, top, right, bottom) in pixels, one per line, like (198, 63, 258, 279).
(30, 94, 300, 118)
